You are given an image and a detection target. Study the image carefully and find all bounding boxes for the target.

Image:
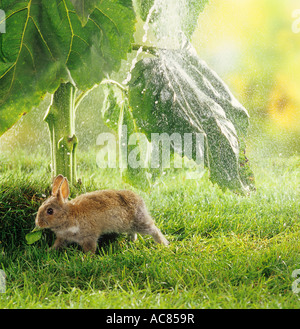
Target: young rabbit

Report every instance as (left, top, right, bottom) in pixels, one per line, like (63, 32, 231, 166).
(35, 175, 169, 253)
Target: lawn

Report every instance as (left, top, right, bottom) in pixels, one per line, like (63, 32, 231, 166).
(0, 151, 300, 308)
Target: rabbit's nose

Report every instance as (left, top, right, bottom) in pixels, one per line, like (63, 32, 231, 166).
(35, 215, 48, 228)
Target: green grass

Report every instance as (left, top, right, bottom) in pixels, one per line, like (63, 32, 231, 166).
(0, 150, 300, 308)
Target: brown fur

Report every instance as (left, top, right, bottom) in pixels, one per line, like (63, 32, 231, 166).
(35, 175, 169, 253)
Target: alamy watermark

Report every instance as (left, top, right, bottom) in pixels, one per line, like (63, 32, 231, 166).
(96, 126, 205, 179)
(0, 270, 6, 293)
(292, 9, 300, 33)
(0, 9, 5, 34)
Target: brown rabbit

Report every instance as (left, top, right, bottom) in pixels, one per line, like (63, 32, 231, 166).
(35, 175, 169, 253)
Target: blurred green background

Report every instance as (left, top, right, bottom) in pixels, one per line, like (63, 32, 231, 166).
(0, 0, 299, 160)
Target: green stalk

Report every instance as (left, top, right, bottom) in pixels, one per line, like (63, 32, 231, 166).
(44, 82, 77, 185)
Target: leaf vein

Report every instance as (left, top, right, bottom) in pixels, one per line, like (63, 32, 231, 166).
(94, 7, 120, 36)
(1, 0, 32, 104)
(62, 0, 74, 64)
(23, 42, 36, 72)
(29, 16, 55, 60)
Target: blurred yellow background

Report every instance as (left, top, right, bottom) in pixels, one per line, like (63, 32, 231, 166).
(192, 0, 300, 156)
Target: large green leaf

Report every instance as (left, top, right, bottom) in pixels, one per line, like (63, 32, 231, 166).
(135, 0, 209, 39)
(128, 42, 254, 193)
(0, 0, 135, 136)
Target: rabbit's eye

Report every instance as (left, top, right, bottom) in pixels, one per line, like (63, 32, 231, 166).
(47, 208, 54, 215)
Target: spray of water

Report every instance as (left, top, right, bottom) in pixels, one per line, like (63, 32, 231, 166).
(152, 0, 189, 49)
(142, 0, 161, 43)
(124, 0, 193, 85)
(123, 0, 162, 85)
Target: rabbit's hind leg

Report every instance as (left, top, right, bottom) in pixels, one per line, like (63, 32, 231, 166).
(146, 225, 169, 246)
(135, 224, 169, 245)
(134, 202, 169, 246)
(135, 220, 169, 246)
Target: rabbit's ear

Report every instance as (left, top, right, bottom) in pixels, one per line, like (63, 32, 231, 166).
(57, 177, 70, 203)
(52, 175, 64, 196)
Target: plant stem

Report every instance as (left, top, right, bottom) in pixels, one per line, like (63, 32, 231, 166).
(75, 84, 98, 111)
(131, 43, 159, 56)
(44, 82, 77, 185)
(101, 79, 128, 93)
